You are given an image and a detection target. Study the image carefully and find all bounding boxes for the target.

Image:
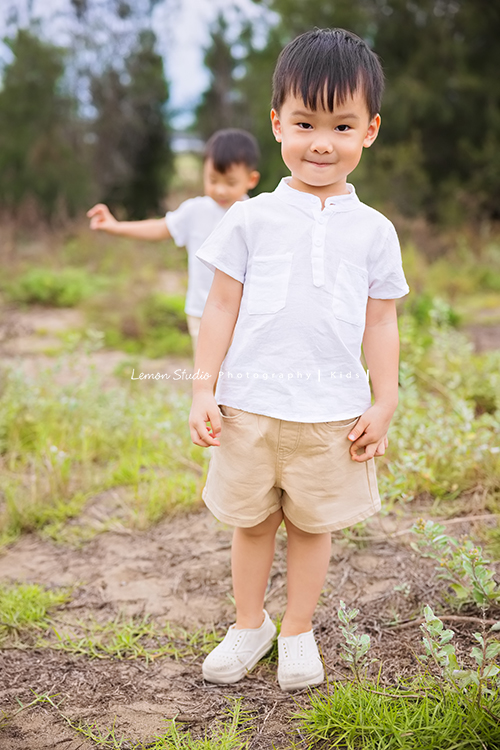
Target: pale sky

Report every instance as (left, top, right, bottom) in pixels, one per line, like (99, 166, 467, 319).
(0, 0, 276, 127)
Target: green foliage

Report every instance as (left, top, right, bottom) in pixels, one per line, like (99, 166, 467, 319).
(195, 14, 252, 140)
(295, 679, 500, 749)
(411, 520, 500, 609)
(96, 292, 192, 357)
(337, 600, 373, 680)
(0, 29, 90, 221)
(91, 30, 173, 219)
(295, 603, 500, 749)
(420, 605, 500, 693)
(0, 583, 69, 642)
(6, 267, 107, 307)
(201, 1, 500, 221)
(378, 303, 500, 503)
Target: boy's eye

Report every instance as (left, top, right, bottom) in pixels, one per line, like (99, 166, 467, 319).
(336, 124, 351, 132)
(297, 122, 313, 129)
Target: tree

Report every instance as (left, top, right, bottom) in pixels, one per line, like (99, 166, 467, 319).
(195, 13, 252, 140)
(209, 0, 500, 222)
(0, 28, 90, 223)
(91, 29, 173, 219)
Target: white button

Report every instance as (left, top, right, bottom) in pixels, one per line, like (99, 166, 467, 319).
(317, 215, 325, 224)
(314, 238, 322, 246)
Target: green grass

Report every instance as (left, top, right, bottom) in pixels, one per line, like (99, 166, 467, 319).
(0, 582, 70, 642)
(294, 679, 500, 749)
(45, 614, 221, 663)
(0, 362, 207, 547)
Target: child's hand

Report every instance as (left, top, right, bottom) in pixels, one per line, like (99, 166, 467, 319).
(347, 403, 394, 462)
(87, 203, 117, 232)
(189, 393, 222, 447)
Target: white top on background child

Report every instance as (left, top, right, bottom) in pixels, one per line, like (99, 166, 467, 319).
(87, 129, 260, 318)
(197, 177, 409, 421)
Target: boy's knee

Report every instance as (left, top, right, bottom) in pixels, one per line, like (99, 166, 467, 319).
(237, 509, 283, 537)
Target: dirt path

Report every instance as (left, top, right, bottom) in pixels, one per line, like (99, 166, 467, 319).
(1, 506, 498, 749)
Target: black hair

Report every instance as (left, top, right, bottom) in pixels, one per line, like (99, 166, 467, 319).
(204, 129, 260, 173)
(272, 28, 384, 119)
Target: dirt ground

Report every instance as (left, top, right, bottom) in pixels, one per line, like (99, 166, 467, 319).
(0, 303, 499, 749)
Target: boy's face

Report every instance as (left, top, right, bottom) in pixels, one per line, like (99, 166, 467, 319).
(271, 88, 380, 199)
(203, 158, 260, 209)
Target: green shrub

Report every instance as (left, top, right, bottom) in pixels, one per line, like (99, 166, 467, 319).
(6, 267, 107, 307)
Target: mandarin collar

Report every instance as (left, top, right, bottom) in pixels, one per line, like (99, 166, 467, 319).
(275, 177, 360, 212)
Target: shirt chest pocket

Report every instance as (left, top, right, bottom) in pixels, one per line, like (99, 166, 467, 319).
(247, 254, 293, 315)
(332, 259, 369, 327)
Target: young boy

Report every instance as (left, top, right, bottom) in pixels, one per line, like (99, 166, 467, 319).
(189, 28, 409, 691)
(87, 129, 260, 351)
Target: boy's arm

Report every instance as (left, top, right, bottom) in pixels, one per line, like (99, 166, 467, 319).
(348, 297, 400, 462)
(189, 269, 243, 447)
(87, 204, 171, 241)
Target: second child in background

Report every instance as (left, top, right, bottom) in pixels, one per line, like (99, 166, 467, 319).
(87, 129, 260, 351)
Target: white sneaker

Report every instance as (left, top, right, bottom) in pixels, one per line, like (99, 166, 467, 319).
(277, 630, 324, 691)
(202, 610, 277, 684)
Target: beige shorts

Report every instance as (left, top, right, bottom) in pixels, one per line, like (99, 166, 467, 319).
(202, 406, 381, 534)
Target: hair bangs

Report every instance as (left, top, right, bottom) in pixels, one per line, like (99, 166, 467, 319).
(272, 29, 384, 119)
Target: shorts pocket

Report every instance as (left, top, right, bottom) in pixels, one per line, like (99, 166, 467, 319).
(333, 259, 368, 326)
(247, 254, 293, 315)
(219, 404, 246, 420)
(323, 416, 360, 429)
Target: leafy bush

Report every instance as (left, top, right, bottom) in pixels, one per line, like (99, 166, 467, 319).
(99, 292, 192, 357)
(6, 267, 107, 307)
(411, 520, 500, 609)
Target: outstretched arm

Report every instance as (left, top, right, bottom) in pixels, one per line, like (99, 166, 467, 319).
(87, 203, 171, 241)
(348, 297, 400, 462)
(189, 269, 243, 447)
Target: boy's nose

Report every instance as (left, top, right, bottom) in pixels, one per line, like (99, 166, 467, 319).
(311, 140, 333, 154)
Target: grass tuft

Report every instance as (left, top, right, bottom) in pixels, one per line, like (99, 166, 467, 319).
(295, 678, 500, 749)
(0, 582, 70, 642)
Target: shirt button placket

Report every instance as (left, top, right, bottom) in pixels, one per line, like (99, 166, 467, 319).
(311, 215, 326, 287)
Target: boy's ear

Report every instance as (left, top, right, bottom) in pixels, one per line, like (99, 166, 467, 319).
(363, 113, 381, 148)
(248, 170, 260, 189)
(270, 109, 282, 142)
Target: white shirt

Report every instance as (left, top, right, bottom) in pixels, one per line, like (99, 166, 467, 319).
(166, 196, 226, 317)
(196, 178, 410, 422)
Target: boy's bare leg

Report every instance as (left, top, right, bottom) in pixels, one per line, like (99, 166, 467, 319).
(232, 508, 284, 629)
(280, 517, 331, 637)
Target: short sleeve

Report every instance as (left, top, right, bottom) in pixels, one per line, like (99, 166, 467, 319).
(368, 222, 410, 299)
(196, 202, 248, 283)
(165, 198, 195, 247)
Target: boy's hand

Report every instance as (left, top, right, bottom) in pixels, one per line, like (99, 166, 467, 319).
(189, 393, 222, 447)
(87, 203, 117, 232)
(347, 403, 394, 462)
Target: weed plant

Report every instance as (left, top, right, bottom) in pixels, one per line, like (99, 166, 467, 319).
(412, 519, 500, 610)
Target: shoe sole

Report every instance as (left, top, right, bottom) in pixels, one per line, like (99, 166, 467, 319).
(203, 634, 275, 684)
(278, 666, 325, 692)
